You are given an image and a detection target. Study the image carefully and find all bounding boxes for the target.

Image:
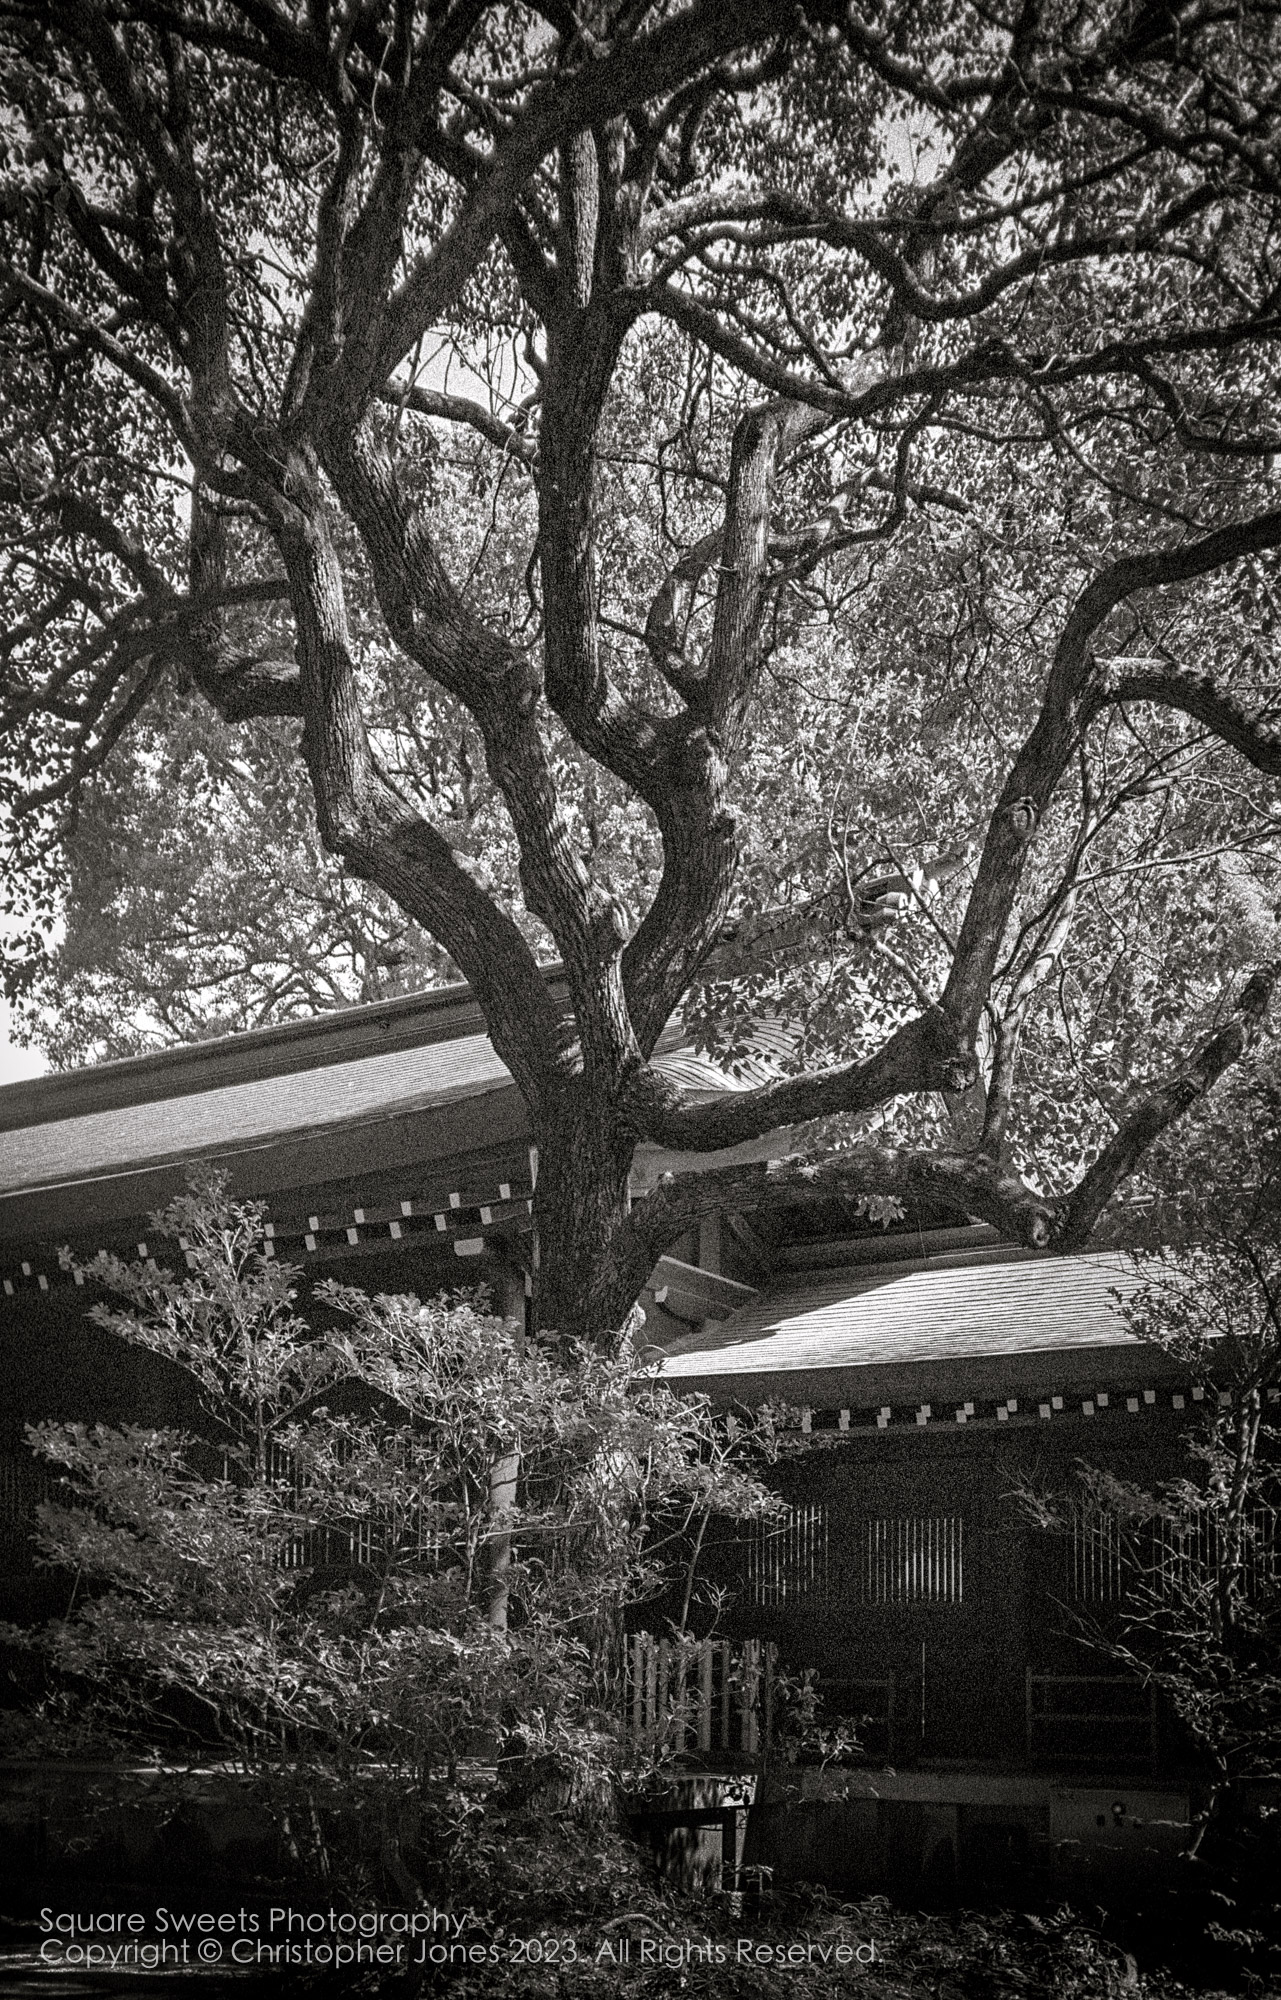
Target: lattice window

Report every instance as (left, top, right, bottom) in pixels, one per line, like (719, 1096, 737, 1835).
(746, 1509, 965, 1606)
(1067, 1505, 1125, 1603)
(1064, 1504, 1279, 1604)
(856, 1515, 964, 1604)
(746, 1503, 828, 1604)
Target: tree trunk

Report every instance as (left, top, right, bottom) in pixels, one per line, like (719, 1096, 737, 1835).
(485, 1266, 528, 1633)
(531, 1088, 638, 1343)
(485, 1451, 519, 1633)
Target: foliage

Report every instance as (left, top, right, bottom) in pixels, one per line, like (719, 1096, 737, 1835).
(1023, 1046, 1281, 1762)
(10, 699, 451, 1066)
(1031, 1237, 1281, 1784)
(1018, 1106, 1281, 2000)
(1, 1171, 779, 1907)
(3, 3, 1281, 1336)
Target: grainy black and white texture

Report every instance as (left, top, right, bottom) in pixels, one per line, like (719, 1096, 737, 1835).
(3, 0, 1281, 1340)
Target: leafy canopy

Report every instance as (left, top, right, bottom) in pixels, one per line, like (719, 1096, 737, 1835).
(3, 0, 1281, 1330)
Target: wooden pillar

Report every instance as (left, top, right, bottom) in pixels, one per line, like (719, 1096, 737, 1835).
(485, 1263, 526, 1632)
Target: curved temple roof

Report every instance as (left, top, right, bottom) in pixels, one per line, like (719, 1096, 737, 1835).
(660, 1251, 1147, 1377)
(1, 1031, 516, 1199)
(0, 985, 801, 1241)
(655, 1250, 1181, 1411)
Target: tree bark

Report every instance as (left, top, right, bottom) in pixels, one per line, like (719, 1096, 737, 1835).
(531, 1085, 638, 1340)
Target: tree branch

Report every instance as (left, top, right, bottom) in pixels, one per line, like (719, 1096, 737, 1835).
(0, 262, 194, 449)
(364, 0, 804, 400)
(1061, 964, 1280, 1248)
(704, 397, 830, 746)
(612, 1139, 1062, 1317)
(611, 963, 1279, 1310)
(377, 381, 536, 463)
(266, 446, 565, 1100)
(982, 891, 1077, 1157)
(319, 416, 644, 1080)
(943, 507, 1281, 1041)
(1082, 668, 1281, 774)
(621, 1007, 971, 1153)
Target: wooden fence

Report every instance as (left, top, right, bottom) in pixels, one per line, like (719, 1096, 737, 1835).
(625, 1633, 775, 1759)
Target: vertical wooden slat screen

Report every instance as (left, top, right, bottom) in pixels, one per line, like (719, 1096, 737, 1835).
(747, 1502, 829, 1603)
(1067, 1505, 1123, 1603)
(856, 1515, 964, 1604)
(1065, 1505, 1278, 1605)
(0, 1451, 48, 1522)
(748, 1510, 965, 1606)
(699, 1643, 713, 1753)
(630, 1632, 644, 1745)
(741, 1639, 760, 1755)
(624, 1635, 778, 1758)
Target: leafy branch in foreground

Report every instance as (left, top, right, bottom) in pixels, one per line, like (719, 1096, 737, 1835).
(1022, 1195, 1281, 1947)
(4, 1170, 778, 1908)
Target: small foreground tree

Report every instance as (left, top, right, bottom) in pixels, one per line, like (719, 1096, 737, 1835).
(1, 1171, 778, 1911)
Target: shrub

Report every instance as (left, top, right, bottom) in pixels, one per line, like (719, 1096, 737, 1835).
(2, 1169, 778, 1912)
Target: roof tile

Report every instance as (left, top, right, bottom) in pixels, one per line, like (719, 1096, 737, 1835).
(657, 1251, 1147, 1379)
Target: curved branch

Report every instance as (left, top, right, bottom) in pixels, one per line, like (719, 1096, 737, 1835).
(320, 417, 642, 1076)
(1060, 963, 1279, 1248)
(656, 278, 1281, 436)
(621, 1007, 969, 1153)
(644, 183, 1220, 329)
(943, 507, 1281, 1038)
(15, 653, 167, 816)
(0, 263, 194, 448)
(613, 1138, 1061, 1315)
(537, 296, 668, 800)
(268, 449, 564, 1100)
(1082, 668, 1281, 773)
(378, 381, 537, 463)
(642, 527, 722, 707)
(1061, 510, 1281, 679)
(613, 963, 1279, 1308)
(624, 384, 883, 1051)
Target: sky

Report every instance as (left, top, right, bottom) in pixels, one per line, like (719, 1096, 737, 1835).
(0, 996, 47, 1085)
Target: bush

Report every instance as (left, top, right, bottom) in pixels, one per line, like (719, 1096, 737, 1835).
(1, 1169, 778, 1914)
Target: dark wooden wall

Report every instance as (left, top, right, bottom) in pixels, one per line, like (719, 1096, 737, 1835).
(689, 1415, 1197, 1770)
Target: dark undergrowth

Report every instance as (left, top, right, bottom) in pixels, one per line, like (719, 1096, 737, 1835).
(4, 1865, 1276, 2000)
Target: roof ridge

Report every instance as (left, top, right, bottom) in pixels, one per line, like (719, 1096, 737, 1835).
(0, 972, 563, 1133)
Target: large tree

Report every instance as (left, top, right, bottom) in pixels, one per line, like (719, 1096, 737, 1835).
(3, 0, 1281, 1338)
